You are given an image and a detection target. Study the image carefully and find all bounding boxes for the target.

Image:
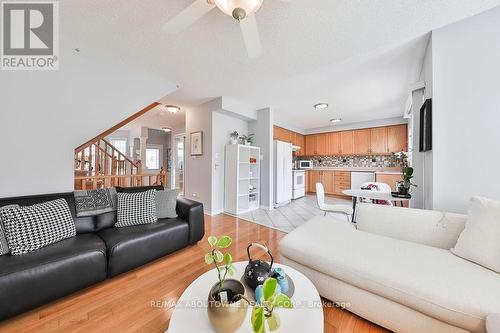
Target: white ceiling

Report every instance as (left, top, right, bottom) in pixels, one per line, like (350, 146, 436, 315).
(121, 105, 186, 132)
(61, 0, 500, 130)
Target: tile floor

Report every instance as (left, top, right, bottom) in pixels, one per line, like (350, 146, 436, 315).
(235, 194, 352, 233)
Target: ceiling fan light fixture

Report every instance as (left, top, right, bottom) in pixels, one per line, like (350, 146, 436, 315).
(213, 0, 264, 20)
(165, 105, 180, 113)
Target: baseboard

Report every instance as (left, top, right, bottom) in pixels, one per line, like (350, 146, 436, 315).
(204, 209, 224, 216)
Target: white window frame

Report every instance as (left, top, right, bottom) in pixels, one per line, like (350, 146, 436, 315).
(145, 144, 163, 171)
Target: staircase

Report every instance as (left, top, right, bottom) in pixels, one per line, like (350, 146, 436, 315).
(74, 138, 166, 190)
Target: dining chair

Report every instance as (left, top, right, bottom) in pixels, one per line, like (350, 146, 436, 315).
(315, 183, 354, 222)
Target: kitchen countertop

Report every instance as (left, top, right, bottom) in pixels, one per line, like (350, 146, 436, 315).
(305, 167, 402, 175)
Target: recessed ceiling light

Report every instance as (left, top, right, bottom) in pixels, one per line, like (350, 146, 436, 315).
(165, 105, 180, 113)
(161, 127, 172, 132)
(330, 118, 342, 123)
(314, 103, 329, 110)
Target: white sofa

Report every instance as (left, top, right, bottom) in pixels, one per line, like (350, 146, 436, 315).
(279, 203, 500, 333)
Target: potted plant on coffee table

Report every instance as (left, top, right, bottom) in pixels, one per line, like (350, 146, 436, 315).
(205, 235, 248, 333)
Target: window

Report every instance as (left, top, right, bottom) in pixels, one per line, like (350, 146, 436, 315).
(146, 148, 160, 170)
(110, 139, 127, 155)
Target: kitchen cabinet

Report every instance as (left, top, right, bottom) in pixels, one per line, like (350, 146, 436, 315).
(273, 126, 292, 143)
(327, 132, 341, 155)
(307, 170, 321, 193)
(340, 131, 354, 155)
(305, 135, 317, 156)
(387, 124, 408, 153)
(293, 132, 305, 157)
(354, 129, 371, 155)
(375, 173, 402, 192)
(370, 127, 388, 154)
(334, 171, 351, 196)
(315, 134, 328, 155)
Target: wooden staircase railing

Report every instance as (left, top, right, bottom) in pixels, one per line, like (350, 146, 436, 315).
(74, 138, 167, 190)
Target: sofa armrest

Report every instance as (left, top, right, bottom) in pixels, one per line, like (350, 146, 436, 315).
(176, 197, 205, 245)
(354, 203, 467, 249)
(487, 314, 500, 333)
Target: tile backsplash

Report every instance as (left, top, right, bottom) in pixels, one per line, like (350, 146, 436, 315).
(298, 155, 396, 168)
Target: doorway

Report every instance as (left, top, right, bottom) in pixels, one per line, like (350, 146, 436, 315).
(173, 134, 185, 195)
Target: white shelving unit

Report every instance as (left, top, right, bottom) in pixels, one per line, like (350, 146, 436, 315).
(224, 144, 261, 215)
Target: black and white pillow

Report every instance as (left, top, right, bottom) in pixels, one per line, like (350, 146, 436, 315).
(0, 205, 18, 255)
(116, 190, 158, 227)
(0, 199, 76, 256)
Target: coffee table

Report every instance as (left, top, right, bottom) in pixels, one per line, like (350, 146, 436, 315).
(168, 261, 323, 332)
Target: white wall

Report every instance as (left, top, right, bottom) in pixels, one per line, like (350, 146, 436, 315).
(249, 108, 274, 210)
(0, 48, 175, 197)
(211, 112, 248, 214)
(431, 6, 500, 212)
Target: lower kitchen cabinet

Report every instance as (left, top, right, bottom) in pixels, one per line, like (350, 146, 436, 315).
(307, 170, 321, 193)
(375, 173, 402, 192)
(307, 170, 348, 195)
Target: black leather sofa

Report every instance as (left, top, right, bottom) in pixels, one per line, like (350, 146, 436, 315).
(0, 186, 204, 321)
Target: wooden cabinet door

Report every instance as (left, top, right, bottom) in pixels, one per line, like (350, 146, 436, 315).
(308, 170, 321, 193)
(375, 173, 402, 192)
(295, 133, 305, 156)
(340, 131, 354, 155)
(305, 135, 316, 156)
(370, 127, 388, 154)
(282, 129, 292, 143)
(334, 171, 351, 195)
(315, 134, 327, 155)
(322, 171, 335, 194)
(387, 124, 408, 153)
(327, 132, 340, 155)
(273, 126, 282, 141)
(354, 129, 371, 155)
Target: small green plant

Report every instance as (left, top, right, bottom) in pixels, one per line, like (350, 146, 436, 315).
(393, 151, 417, 191)
(238, 133, 255, 145)
(251, 278, 293, 333)
(230, 131, 240, 140)
(204, 235, 236, 297)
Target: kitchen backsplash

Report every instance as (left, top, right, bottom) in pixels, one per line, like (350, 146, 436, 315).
(298, 155, 396, 168)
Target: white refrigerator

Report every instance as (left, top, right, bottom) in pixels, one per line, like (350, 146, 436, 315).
(274, 140, 293, 207)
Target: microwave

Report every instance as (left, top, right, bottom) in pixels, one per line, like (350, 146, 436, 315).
(298, 160, 313, 169)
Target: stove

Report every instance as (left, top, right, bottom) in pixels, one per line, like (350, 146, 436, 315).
(292, 169, 305, 199)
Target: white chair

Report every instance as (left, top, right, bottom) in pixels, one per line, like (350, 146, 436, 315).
(360, 182, 393, 206)
(315, 183, 354, 222)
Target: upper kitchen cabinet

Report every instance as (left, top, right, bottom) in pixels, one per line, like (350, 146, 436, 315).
(293, 132, 305, 156)
(353, 129, 371, 155)
(340, 131, 354, 155)
(305, 134, 317, 155)
(273, 126, 292, 143)
(326, 132, 341, 155)
(370, 127, 388, 154)
(387, 124, 408, 153)
(315, 134, 328, 155)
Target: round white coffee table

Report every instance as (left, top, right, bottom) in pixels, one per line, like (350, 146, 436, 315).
(168, 261, 324, 333)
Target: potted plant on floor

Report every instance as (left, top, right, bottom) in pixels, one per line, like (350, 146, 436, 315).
(205, 235, 248, 333)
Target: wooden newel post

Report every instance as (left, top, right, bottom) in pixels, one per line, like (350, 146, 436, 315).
(136, 160, 142, 186)
(159, 167, 166, 189)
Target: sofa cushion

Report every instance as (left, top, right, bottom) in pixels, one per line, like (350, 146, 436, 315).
(98, 218, 189, 277)
(0, 234, 107, 320)
(0, 205, 18, 255)
(0, 199, 76, 255)
(279, 217, 500, 333)
(156, 189, 179, 219)
(452, 197, 500, 274)
(116, 190, 157, 227)
(74, 187, 117, 217)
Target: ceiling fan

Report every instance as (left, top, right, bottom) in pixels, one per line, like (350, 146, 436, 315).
(162, 0, 287, 58)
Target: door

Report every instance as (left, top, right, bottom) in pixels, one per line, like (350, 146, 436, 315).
(305, 135, 316, 155)
(315, 134, 327, 155)
(340, 131, 354, 155)
(327, 132, 340, 155)
(322, 171, 335, 194)
(387, 125, 408, 153)
(354, 129, 371, 155)
(275, 141, 293, 204)
(173, 134, 185, 194)
(370, 127, 388, 154)
(308, 170, 321, 193)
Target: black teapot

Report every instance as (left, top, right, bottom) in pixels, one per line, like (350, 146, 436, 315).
(244, 243, 274, 290)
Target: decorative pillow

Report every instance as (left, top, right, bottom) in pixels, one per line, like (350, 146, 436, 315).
(0, 199, 76, 256)
(451, 196, 500, 273)
(156, 189, 179, 219)
(116, 190, 158, 227)
(74, 187, 117, 217)
(0, 205, 19, 255)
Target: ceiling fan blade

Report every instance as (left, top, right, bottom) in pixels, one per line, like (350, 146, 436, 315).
(162, 0, 215, 34)
(239, 15, 263, 58)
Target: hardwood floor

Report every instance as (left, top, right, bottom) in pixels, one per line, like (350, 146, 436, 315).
(0, 214, 391, 333)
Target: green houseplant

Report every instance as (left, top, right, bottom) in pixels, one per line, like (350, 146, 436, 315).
(251, 277, 293, 333)
(393, 151, 417, 195)
(230, 131, 239, 145)
(205, 235, 248, 333)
